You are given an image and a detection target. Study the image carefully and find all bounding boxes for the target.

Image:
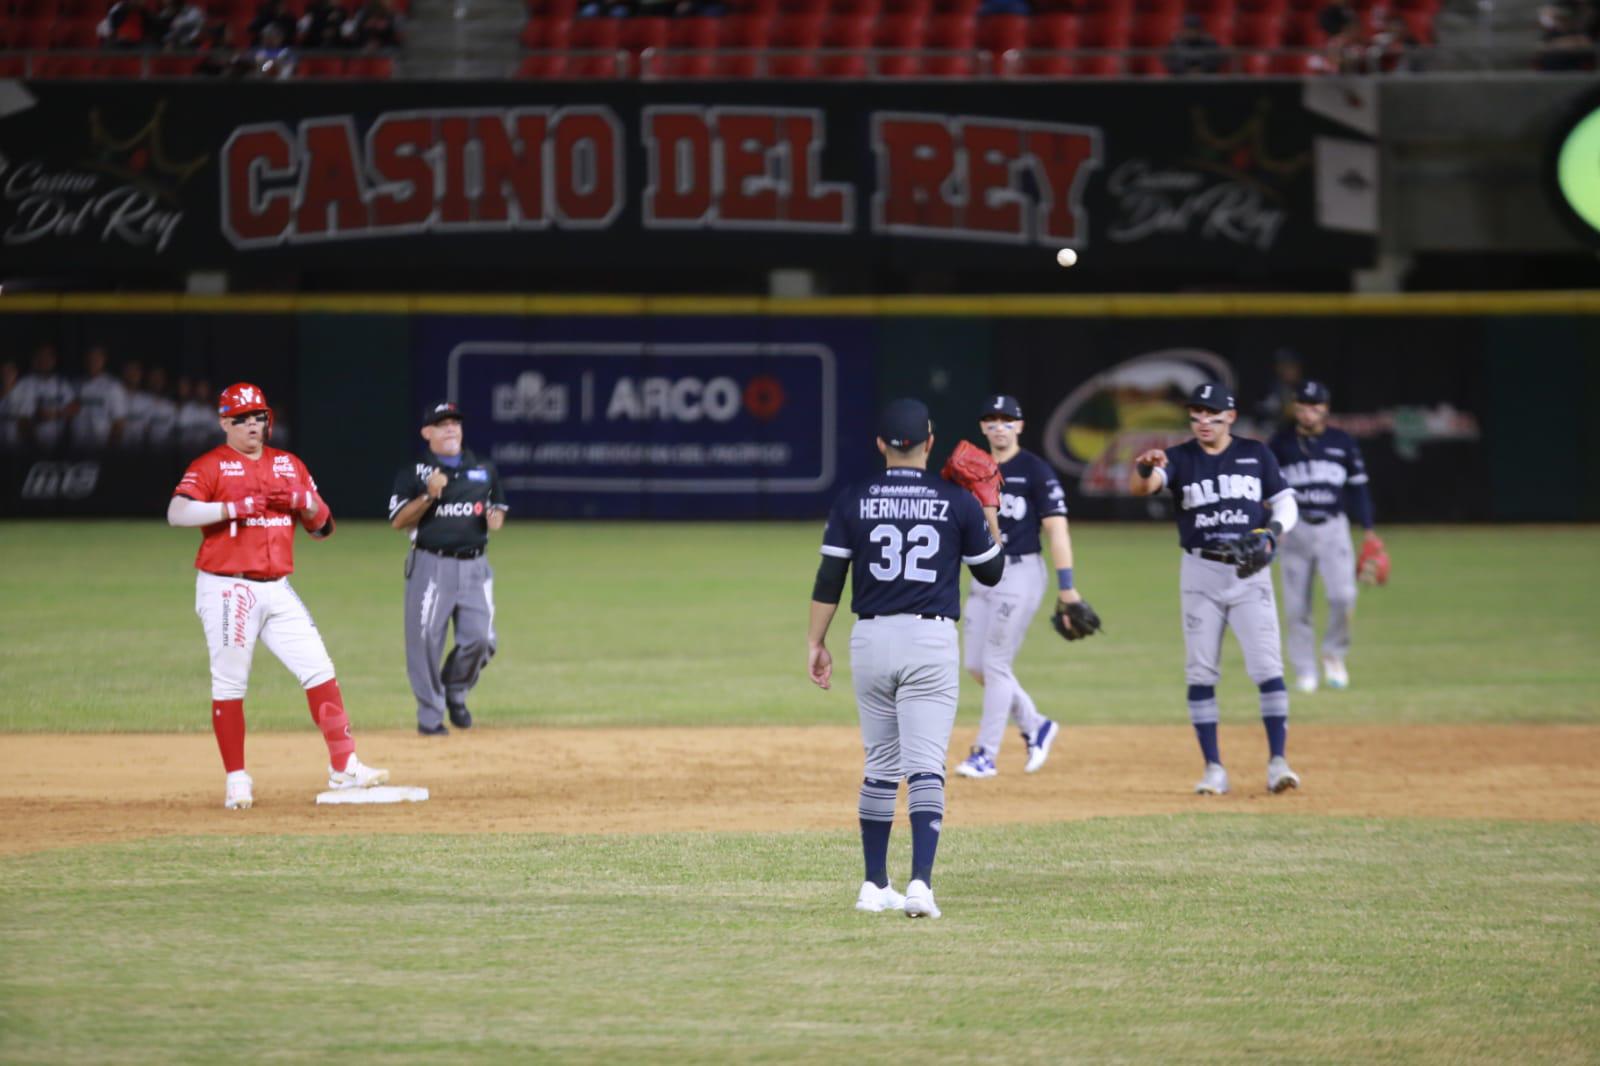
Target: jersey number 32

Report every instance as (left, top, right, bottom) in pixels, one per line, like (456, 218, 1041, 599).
(867, 523, 941, 583)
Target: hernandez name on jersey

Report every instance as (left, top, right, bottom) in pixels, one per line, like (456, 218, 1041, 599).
(821, 468, 998, 619)
(1163, 438, 1291, 550)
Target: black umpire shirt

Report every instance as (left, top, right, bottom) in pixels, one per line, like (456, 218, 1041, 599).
(389, 448, 507, 554)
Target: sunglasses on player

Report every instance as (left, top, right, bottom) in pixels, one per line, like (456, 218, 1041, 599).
(229, 412, 269, 425)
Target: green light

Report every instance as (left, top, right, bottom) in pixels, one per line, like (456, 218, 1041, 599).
(1556, 106, 1600, 237)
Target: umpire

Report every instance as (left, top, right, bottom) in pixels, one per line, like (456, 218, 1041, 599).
(389, 401, 508, 736)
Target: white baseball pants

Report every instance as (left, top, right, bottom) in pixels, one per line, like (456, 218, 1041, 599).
(194, 572, 335, 700)
(963, 552, 1049, 756)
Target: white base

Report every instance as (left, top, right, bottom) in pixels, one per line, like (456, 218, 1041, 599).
(315, 785, 430, 805)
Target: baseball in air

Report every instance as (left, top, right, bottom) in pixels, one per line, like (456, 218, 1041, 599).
(1056, 248, 1078, 268)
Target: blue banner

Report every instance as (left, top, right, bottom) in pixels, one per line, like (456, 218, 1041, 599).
(411, 316, 878, 517)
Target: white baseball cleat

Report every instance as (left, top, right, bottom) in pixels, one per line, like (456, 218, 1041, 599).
(903, 879, 941, 919)
(1267, 755, 1302, 793)
(1294, 675, 1318, 694)
(1194, 762, 1231, 795)
(327, 754, 390, 790)
(955, 747, 997, 779)
(1023, 718, 1059, 774)
(224, 770, 254, 810)
(855, 881, 907, 913)
(1322, 656, 1349, 690)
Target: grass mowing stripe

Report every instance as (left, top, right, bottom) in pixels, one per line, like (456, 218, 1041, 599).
(1, 817, 1595, 1063)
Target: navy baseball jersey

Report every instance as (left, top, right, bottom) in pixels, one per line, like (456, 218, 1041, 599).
(820, 468, 999, 619)
(1267, 427, 1368, 522)
(1160, 437, 1292, 550)
(995, 448, 1068, 556)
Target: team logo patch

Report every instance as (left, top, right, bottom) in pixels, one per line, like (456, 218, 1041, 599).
(466, 468, 488, 481)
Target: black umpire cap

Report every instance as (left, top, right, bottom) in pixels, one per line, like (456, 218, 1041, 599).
(422, 400, 464, 427)
(1186, 383, 1236, 412)
(1295, 380, 1332, 405)
(877, 397, 933, 449)
(980, 394, 1024, 420)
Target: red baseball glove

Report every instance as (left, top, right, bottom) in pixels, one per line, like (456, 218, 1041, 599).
(941, 439, 1002, 509)
(1357, 535, 1390, 585)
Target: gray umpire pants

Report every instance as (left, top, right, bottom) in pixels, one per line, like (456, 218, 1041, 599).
(1277, 514, 1357, 682)
(405, 548, 497, 729)
(850, 615, 961, 780)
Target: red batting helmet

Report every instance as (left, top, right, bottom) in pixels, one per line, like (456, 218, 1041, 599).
(217, 382, 274, 436)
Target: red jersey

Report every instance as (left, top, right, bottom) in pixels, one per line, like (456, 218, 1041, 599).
(173, 444, 334, 579)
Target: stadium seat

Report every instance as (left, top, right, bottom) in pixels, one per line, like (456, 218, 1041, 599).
(149, 54, 203, 75)
(1075, 13, 1128, 74)
(13, 18, 56, 50)
(91, 54, 144, 77)
(777, 0, 828, 13)
(297, 54, 346, 76)
(346, 55, 394, 77)
(29, 53, 91, 76)
(931, 0, 978, 13)
(52, 18, 99, 49)
(817, 13, 873, 77)
(0, 55, 26, 75)
(526, 0, 579, 14)
(1230, 10, 1280, 72)
(1020, 10, 1077, 75)
(976, 12, 1027, 74)
(1234, 0, 1285, 12)
(715, 14, 769, 76)
(1397, 7, 1435, 42)
(880, 0, 931, 17)
(1268, 50, 1313, 71)
(567, 16, 622, 78)
(730, 0, 780, 16)
(767, 13, 822, 77)
(1280, 9, 1325, 45)
(828, 0, 879, 14)
(1128, 11, 1179, 74)
(1076, 0, 1132, 19)
(871, 12, 922, 75)
(658, 15, 719, 78)
(53, 0, 96, 16)
(8, 0, 51, 18)
(620, 14, 670, 75)
(920, 12, 975, 76)
(518, 17, 571, 75)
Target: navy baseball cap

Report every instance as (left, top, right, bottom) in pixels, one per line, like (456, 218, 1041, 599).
(980, 395, 1024, 420)
(422, 400, 464, 427)
(877, 398, 932, 449)
(1186, 383, 1236, 412)
(1295, 380, 1332, 405)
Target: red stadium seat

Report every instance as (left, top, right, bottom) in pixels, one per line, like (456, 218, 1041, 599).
(620, 13, 670, 74)
(1020, 11, 1076, 74)
(931, 0, 978, 13)
(871, 12, 922, 75)
(29, 53, 91, 76)
(0, 55, 27, 75)
(517, 52, 565, 76)
(52, 18, 99, 48)
(880, 0, 931, 16)
(520, 15, 572, 78)
(828, 0, 879, 13)
(729, 0, 779, 15)
(1230, 9, 1279, 70)
(53, 0, 96, 16)
(920, 12, 975, 75)
(1075, 13, 1128, 73)
(346, 55, 394, 77)
(1397, 8, 1435, 42)
(1234, 0, 1284, 12)
(767, 13, 822, 77)
(149, 54, 202, 75)
(297, 54, 346, 75)
(91, 54, 143, 77)
(8, 0, 52, 18)
(657, 16, 719, 77)
(1128, 11, 1178, 74)
(527, 0, 579, 15)
(13, 18, 56, 50)
(1077, 0, 1132, 18)
(714, 14, 768, 76)
(567, 16, 622, 77)
(777, 0, 828, 12)
(1134, 0, 1182, 15)
(1268, 50, 1313, 71)
(976, 13, 1026, 74)
(1280, 9, 1324, 44)
(817, 13, 872, 77)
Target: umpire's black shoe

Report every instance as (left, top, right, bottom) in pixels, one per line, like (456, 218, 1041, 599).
(447, 703, 473, 730)
(417, 722, 449, 737)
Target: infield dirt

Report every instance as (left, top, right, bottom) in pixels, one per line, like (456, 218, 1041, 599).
(3, 724, 1597, 856)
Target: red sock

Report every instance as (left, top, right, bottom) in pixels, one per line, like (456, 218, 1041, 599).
(305, 678, 355, 772)
(212, 699, 246, 773)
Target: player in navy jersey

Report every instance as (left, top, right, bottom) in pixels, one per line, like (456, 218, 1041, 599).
(808, 398, 1004, 919)
(1129, 383, 1305, 796)
(1268, 381, 1380, 692)
(955, 394, 1086, 779)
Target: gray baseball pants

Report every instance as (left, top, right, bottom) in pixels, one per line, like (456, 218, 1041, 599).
(963, 552, 1049, 756)
(850, 615, 961, 779)
(405, 549, 497, 730)
(1277, 514, 1357, 682)
(1181, 552, 1284, 689)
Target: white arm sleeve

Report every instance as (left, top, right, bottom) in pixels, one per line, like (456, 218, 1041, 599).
(168, 496, 227, 527)
(1268, 491, 1298, 536)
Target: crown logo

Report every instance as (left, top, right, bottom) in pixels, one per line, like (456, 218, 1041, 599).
(1189, 100, 1310, 184)
(86, 101, 209, 205)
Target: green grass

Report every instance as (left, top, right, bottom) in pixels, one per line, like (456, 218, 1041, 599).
(2, 522, 1597, 732)
(1, 817, 1596, 1064)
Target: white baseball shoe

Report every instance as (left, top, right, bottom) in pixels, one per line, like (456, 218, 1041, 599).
(855, 881, 907, 913)
(224, 770, 254, 810)
(327, 754, 389, 790)
(955, 747, 997, 779)
(1194, 762, 1230, 795)
(1294, 675, 1318, 694)
(903, 879, 941, 919)
(1322, 656, 1349, 690)
(1267, 755, 1302, 793)
(1023, 719, 1059, 774)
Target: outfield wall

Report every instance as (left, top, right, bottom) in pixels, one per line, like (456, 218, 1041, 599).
(2, 293, 1596, 521)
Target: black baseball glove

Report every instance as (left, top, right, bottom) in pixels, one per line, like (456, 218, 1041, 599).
(1051, 599, 1103, 642)
(1226, 528, 1278, 579)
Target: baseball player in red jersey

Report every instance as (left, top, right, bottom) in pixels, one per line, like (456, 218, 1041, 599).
(166, 382, 388, 810)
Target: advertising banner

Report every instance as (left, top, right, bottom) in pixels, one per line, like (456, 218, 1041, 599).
(0, 79, 1377, 274)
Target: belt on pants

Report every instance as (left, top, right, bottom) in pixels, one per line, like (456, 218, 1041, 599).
(1301, 514, 1334, 525)
(418, 546, 485, 560)
(1005, 552, 1039, 563)
(1187, 548, 1238, 565)
(858, 612, 951, 622)
(203, 570, 281, 582)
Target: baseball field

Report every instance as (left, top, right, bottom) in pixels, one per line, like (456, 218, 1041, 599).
(1, 521, 1597, 1063)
